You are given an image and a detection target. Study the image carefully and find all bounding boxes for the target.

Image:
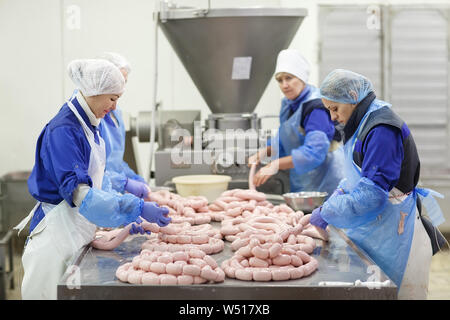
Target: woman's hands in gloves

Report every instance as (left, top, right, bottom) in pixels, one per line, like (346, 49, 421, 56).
(248, 152, 262, 167)
(248, 146, 272, 168)
(252, 156, 294, 187)
(252, 160, 280, 187)
(140, 202, 171, 227)
(310, 206, 328, 230)
(299, 210, 329, 241)
(125, 178, 150, 199)
(129, 217, 151, 235)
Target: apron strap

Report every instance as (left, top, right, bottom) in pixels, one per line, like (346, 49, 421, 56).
(67, 100, 95, 141)
(13, 202, 40, 236)
(416, 188, 445, 227)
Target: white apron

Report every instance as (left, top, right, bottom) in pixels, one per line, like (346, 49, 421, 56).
(397, 208, 432, 299)
(15, 100, 105, 300)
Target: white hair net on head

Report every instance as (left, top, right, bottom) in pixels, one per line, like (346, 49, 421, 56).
(275, 49, 310, 83)
(67, 59, 125, 97)
(320, 69, 374, 104)
(96, 52, 131, 74)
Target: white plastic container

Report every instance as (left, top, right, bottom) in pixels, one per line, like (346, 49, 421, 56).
(172, 175, 232, 203)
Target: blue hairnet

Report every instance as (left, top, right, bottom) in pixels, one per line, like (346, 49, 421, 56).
(320, 69, 373, 104)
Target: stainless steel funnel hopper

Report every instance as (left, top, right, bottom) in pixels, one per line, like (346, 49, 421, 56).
(158, 7, 307, 114)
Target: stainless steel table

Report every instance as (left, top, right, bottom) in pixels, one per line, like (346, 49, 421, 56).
(57, 225, 397, 300)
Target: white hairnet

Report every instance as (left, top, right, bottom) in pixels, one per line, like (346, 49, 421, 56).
(96, 52, 131, 74)
(275, 49, 310, 83)
(67, 59, 125, 97)
(320, 69, 373, 104)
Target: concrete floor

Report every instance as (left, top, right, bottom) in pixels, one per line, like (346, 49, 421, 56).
(427, 250, 450, 300)
(4, 238, 450, 300)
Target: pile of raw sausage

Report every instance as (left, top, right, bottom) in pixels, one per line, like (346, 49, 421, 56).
(91, 219, 225, 254)
(141, 222, 225, 255)
(221, 216, 315, 254)
(207, 189, 303, 222)
(147, 190, 211, 225)
(110, 187, 325, 284)
(116, 248, 225, 285)
(221, 237, 318, 281)
(220, 217, 319, 281)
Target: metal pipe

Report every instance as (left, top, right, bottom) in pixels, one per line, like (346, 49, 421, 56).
(148, 2, 160, 183)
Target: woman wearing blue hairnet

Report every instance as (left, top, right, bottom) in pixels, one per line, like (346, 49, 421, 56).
(95, 52, 150, 199)
(15, 59, 171, 300)
(249, 49, 344, 197)
(306, 69, 446, 299)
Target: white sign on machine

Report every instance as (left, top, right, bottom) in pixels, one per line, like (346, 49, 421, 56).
(231, 57, 252, 80)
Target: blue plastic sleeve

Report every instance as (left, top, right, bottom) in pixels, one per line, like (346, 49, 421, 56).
(320, 177, 388, 229)
(291, 130, 330, 176)
(337, 178, 351, 193)
(122, 162, 146, 183)
(79, 188, 143, 228)
(103, 170, 128, 193)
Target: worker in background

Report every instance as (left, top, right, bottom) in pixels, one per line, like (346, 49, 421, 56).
(15, 59, 171, 299)
(249, 49, 344, 197)
(305, 68, 446, 299)
(95, 52, 150, 200)
(67, 52, 149, 200)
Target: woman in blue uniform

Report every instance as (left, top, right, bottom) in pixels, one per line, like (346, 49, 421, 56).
(249, 49, 344, 196)
(307, 69, 445, 299)
(96, 52, 149, 199)
(15, 59, 170, 299)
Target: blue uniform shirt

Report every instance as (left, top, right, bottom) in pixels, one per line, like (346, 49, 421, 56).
(27, 96, 99, 233)
(360, 124, 403, 192)
(302, 108, 335, 140)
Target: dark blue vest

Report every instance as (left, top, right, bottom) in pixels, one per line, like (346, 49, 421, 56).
(353, 106, 420, 194)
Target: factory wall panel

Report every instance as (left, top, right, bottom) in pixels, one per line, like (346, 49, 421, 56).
(389, 7, 450, 232)
(0, 0, 63, 177)
(390, 8, 448, 170)
(318, 6, 383, 96)
(318, 3, 450, 231)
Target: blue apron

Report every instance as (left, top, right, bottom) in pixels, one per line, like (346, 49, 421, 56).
(101, 108, 126, 173)
(343, 99, 445, 287)
(272, 86, 344, 195)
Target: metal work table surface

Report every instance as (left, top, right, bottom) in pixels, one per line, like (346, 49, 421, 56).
(58, 225, 397, 300)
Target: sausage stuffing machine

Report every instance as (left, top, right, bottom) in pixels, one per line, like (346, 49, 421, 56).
(128, 4, 310, 195)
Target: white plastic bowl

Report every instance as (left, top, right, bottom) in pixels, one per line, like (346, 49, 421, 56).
(172, 175, 232, 203)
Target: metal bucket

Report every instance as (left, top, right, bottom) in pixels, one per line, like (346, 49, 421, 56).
(282, 191, 328, 213)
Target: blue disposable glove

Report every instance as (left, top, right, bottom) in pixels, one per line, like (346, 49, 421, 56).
(124, 178, 149, 199)
(141, 202, 171, 227)
(310, 206, 328, 230)
(129, 223, 147, 235)
(129, 217, 151, 235)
